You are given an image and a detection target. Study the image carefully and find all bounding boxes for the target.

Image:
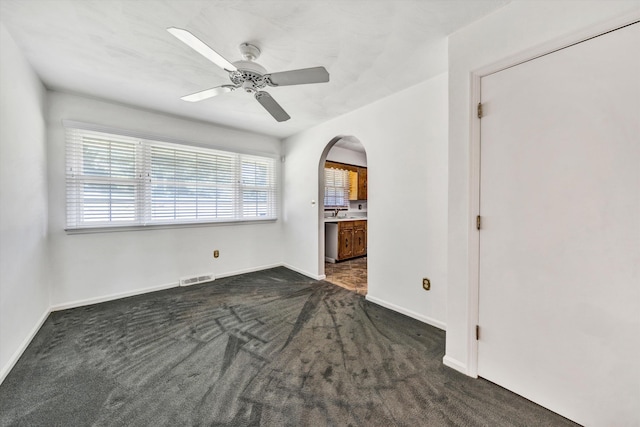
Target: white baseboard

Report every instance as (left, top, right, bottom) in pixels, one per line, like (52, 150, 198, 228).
(0, 307, 50, 385)
(50, 281, 179, 312)
(214, 263, 284, 279)
(50, 263, 319, 311)
(365, 294, 447, 331)
(281, 263, 325, 281)
(443, 355, 469, 375)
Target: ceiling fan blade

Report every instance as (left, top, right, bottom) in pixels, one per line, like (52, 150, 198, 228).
(181, 85, 236, 102)
(267, 66, 330, 86)
(167, 27, 237, 72)
(254, 91, 291, 122)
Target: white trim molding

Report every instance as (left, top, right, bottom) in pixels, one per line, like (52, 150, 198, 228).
(443, 355, 469, 375)
(50, 263, 318, 313)
(215, 263, 287, 279)
(365, 294, 446, 331)
(50, 282, 179, 312)
(0, 308, 50, 385)
(282, 263, 326, 281)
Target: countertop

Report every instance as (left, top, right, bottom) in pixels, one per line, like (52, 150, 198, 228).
(324, 216, 367, 223)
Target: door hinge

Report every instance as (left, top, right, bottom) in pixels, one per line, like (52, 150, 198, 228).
(476, 215, 481, 230)
(477, 102, 483, 119)
(476, 325, 480, 340)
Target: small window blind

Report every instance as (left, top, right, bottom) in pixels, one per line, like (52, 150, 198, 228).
(66, 127, 277, 230)
(324, 167, 350, 208)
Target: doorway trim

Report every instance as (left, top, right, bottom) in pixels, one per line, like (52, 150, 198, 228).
(466, 13, 639, 378)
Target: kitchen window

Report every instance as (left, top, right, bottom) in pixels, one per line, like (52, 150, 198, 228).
(324, 167, 350, 208)
(65, 125, 277, 230)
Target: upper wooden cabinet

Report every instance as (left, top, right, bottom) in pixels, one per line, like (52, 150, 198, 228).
(348, 170, 358, 200)
(325, 161, 367, 200)
(357, 167, 367, 200)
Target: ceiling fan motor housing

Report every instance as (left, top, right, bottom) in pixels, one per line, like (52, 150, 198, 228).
(230, 59, 268, 92)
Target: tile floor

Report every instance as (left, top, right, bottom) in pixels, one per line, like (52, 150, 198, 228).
(324, 256, 367, 295)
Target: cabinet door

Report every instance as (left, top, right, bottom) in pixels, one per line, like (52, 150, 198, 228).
(348, 170, 358, 200)
(338, 222, 354, 260)
(353, 227, 366, 257)
(358, 167, 367, 200)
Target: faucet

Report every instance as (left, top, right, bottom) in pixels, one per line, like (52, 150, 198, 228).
(334, 208, 339, 217)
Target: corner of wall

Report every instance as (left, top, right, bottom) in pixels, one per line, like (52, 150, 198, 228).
(0, 308, 50, 385)
(0, 22, 52, 385)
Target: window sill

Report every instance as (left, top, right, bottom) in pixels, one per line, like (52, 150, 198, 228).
(64, 218, 278, 234)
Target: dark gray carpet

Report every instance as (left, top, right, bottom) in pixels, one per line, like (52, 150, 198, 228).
(0, 267, 577, 426)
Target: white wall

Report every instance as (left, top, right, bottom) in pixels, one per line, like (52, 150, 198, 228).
(283, 73, 448, 328)
(446, 0, 640, 374)
(47, 92, 284, 307)
(326, 145, 367, 167)
(0, 24, 50, 381)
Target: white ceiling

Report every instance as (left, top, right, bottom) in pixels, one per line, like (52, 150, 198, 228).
(334, 136, 366, 154)
(0, 0, 510, 139)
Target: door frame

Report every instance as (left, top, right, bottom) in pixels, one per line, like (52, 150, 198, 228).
(317, 135, 367, 278)
(466, 13, 640, 378)
(317, 136, 344, 278)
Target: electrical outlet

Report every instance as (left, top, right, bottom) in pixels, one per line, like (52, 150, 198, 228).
(213, 250, 219, 258)
(422, 278, 431, 291)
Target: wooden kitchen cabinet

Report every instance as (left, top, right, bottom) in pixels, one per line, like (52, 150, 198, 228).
(348, 170, 358, 200)
(325, 220, 367, 262)
(325, 161, 367, 200)
(353, 220, 367, 257)
(329, 220, 366, 261)
(357, 167, 367, 200)
(338, 221, 354, 260)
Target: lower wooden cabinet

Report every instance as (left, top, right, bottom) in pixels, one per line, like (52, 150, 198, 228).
(353, 221, 367, 257)
(338, 221, 354, 260)
(326, 220, 367, 262)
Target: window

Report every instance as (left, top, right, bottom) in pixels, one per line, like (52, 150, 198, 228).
(324, 167, 350, 208)
(65, 126, 277, 230)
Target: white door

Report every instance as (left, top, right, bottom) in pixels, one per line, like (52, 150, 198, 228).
(478, 22, 640, 426)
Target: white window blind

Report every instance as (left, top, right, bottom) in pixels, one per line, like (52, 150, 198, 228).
(324, 167, 350, 208)
(66, 127, 277, 230)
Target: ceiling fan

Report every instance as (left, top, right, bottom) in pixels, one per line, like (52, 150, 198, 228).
(167, 27, 330, 122)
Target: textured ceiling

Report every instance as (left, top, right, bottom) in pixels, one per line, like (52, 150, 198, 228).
(0, 0, 510, 138)
(334, 136, 366, 154)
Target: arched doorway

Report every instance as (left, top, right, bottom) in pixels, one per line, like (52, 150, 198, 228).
(318, 136, 368, 295)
